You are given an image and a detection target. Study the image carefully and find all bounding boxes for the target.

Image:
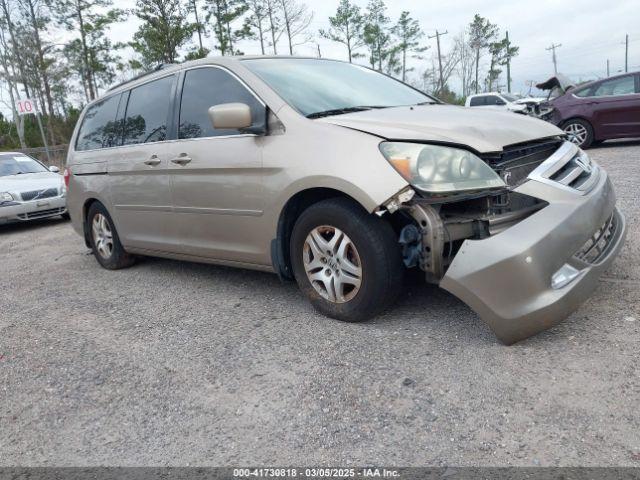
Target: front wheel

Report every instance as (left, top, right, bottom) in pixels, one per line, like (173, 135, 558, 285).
(290, 198, 404, 322)
(87, 202, 135, 270)
(563, 119, 594, 149)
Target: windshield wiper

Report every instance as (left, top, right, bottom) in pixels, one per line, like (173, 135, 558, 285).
(306, 105, 386, 119)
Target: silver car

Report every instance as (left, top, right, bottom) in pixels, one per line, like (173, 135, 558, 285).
(0, 153, 67, 224)
(65, 57, 626, 344)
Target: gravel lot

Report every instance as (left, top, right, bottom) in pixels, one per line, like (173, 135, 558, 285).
(1, 141, 639, 467)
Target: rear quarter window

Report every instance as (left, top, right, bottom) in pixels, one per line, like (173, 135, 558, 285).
(75, 94, 121, 151)
(122, 75, 175, 145)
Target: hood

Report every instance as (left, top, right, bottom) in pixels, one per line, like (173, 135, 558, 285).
(319, 104, 563, 153)
(515, 97, 546, 105)
(536, 74, 575, 92)
(0, 171, 64, 195)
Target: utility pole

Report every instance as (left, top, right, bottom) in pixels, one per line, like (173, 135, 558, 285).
(625, 34, 629, 72)
(428, 29, 448, 93)
(505, 31, 512, 93)
(607, 59, 610, 77)
(546, 43, 562, 74)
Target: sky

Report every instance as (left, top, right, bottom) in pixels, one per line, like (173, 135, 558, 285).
(1, 0, 639, 116)
(105, 0, 639, 97)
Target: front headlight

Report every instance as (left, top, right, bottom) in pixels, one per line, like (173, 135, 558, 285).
(0, 192, 15, 202)
(380, 142, 506, 193)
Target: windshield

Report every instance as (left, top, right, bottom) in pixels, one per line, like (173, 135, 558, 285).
(0, 154, 49, 176)
(243, 58, 436, 117)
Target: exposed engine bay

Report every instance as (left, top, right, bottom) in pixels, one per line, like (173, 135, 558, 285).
(386, 138, 565, 283)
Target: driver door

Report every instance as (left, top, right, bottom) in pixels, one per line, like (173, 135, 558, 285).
(165, 66, 267, 265)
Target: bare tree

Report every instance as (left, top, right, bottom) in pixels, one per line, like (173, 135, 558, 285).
(277, 0, 313, 55)
(17, 0, 55, 121)
(245, 0, 270, 54)
(264, 0, 283, 54)
(0, 18, 26, 147)
(454, 31, 475, 97)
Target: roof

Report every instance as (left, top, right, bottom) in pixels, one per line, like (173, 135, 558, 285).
(105, 55, 343, 96)
(467, 92, 504, 97)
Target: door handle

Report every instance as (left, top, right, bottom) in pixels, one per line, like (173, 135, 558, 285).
(171, 153, 192, 166)
(144, 155, 161, 166)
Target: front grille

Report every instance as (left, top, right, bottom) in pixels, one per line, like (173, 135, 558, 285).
(20, 188, 59, 201)
(17, 207, 66, 220)
(528, 141, 600, 194)
(545, 151, 595, 190)
(574, 213, 619, 265)
(481, 138, 564, 188)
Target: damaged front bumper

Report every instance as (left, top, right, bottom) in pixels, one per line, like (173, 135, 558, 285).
(439, 161, 625, 345)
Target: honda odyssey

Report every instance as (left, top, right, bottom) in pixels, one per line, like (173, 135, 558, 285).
(65, 57, 626, 344)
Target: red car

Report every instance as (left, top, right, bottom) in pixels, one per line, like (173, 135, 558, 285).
(538, 71, 640, 148)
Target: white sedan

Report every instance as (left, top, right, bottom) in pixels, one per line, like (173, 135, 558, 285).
(465, 92, 528, 114)
(0, 152, 68, 225)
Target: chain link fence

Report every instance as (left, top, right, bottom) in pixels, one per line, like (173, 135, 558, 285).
(17, 145, 69, 170)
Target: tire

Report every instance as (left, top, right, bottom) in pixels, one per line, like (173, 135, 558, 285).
(562, 119, 594, 149)
(290, 197, 404, 322)
(60, 212, 70, 220)
(87, 202, 135, 270)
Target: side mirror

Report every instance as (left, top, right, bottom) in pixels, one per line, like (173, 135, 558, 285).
(49, 165, 60, 173)
(496, 99, 507, 106)
(208, 103, 267, 135)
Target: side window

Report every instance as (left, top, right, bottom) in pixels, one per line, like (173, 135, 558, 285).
(485, 95, 500, 105)
(122, 75, 174, 145)
(179, 67, 263, 139)
(572, 86, 593, 98)
(75, 94, 121, 151)
(469, 96, 485, 106)
(593, 76, 635, 97)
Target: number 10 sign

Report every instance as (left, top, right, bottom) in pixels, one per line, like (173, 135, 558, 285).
(16, 98, 37, 116)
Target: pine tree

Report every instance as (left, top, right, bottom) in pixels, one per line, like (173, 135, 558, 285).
(394, 11, 427, 82)
(130, 0, 194, 68)
(319, 0, 364, 63)
(468, 14, 498, 93)
(362, 0, 391, 71)
(205, 0, 250, 56)
(54, 0, 124, 101)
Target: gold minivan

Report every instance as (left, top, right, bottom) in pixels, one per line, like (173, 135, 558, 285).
(65, 57, 626, 344)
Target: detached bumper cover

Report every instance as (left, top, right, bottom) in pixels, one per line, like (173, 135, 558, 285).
(440, 170, 626, 345)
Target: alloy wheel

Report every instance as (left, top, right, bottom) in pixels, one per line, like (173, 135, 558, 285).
(92, 213, 114, 259)
(303, 226, 362, 303)
(564, 123, 588, 146)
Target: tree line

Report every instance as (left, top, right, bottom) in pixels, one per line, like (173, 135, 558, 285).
(0, 0, 518, 149)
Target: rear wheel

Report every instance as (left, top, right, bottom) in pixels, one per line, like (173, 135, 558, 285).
(290, 197, 404, 322)
(563, 119, 594, 149)
(87, 202, 134, 270)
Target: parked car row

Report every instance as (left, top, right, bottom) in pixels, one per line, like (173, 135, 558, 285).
(465, 71, 640, 149)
